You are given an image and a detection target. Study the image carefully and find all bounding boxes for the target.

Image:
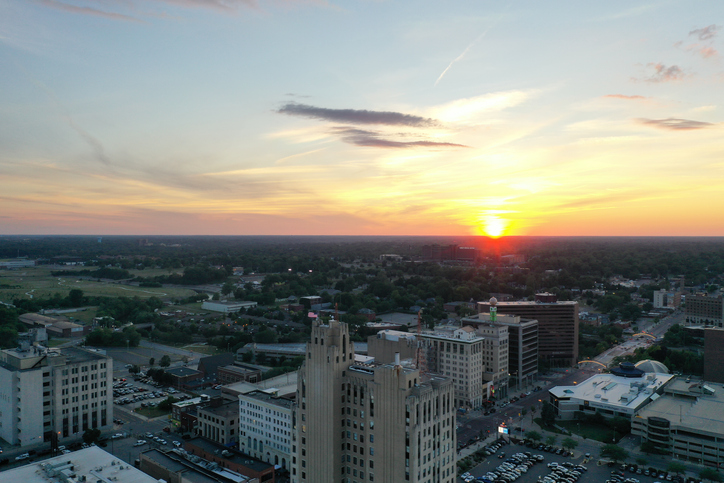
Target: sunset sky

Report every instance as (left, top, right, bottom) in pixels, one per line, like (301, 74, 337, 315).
(1, 1, 722, 237)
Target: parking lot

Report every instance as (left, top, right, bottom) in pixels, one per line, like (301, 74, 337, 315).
(463, 441, 704, 483)
(113, 372, 191, 411)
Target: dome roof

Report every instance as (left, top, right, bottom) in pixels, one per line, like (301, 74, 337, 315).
(635, 359, 670, 374)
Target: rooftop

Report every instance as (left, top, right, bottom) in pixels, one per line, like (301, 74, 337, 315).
(240, 390, 296, 410)
(167, 366, 203, 377)
(3, 446, 157, 483)
(186, 437, 272, 473)
(636, 379, 724, 436)
(199, 401, 239, 418)
(550, 372, 674, 409)
(142, 448, 254, 483)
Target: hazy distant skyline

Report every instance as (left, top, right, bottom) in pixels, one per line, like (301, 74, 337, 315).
(1, 1, 722, 237)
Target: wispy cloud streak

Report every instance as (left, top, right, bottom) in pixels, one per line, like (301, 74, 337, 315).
(637, 118, 714, 130)
(603, 94, 647, 100)
(278, 103, 439, 127)
(37, 0, 143, 23)
(434, 10, 508, 86)
(331, 127, 468, 149)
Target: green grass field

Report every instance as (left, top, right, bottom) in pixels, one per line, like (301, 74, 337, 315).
(0, 266, 197, 304)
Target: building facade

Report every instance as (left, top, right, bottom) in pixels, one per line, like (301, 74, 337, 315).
(479, 314, 538, 391)
(632, 378, 724, 468)
(239, 390, 295, 470)
(704, 328, 724, 384)
(685, 293, 724, 326)
(419, 326, 486, 409)
(197, 398, 239, 447)
(0, 339, 113, 447)
(478, 294, 578, 367)
(653, 290, 681, 310)
(295, 319, 457, 483)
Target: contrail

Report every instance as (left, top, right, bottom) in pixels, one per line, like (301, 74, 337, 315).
(10, 57, 112, 166)
(435, 12, 506, 87)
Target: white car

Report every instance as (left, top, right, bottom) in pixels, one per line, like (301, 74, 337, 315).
(15, 453, 29, 461)
(173, 441, 181, 447)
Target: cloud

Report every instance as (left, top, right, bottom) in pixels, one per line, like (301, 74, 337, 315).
(277, 103, 439, 127)
(330, 127, 468, 149)
(430, 90, 535, 123)
(698, 47, 718, 59)
(603, 94, 647, 101)
(636, 118, 714, 131)
(36, 0, 326, 23)
(640, 63, 686, 83)
(37, 0, 144, 23)
(689, 25, 720, 41)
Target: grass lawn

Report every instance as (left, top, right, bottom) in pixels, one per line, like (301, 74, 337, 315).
(0, 266, 198, 303)
(135, 406, 171, 419)
(558, 420, 626, 444)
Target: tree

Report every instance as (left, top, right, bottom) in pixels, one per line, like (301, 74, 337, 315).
(157, 396, 178, 411)
(149, 357, 155, 366)
(221, 281, 234, 296)
(83, 428, 101, 445)
(601, 444, 628, 464)
(527, 430, 542, 442)
(68, 288, 84, 307)
(159, 355, 171, 367)
(700, 468, 723, 483)
(561, 437, 578, 452)
(667, 462, 686, 476)
(545, 435, 557, 446)
(636, 457, 648, 466)
(129, 364, 141, 374)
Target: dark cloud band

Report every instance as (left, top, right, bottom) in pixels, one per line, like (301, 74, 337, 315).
(278, 103, 440, 127)
(637, 118, 713, 130)
(331, 127, 467, 149)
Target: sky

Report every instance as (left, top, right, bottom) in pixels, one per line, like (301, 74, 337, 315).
(1, 1, 723, 237)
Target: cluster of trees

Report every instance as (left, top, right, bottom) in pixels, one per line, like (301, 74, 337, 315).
(85, 327, 141, 347)
(0, 305, 22, 349)
(614, 325, 704, 375)
(579, 324, 623, 359)
(51, 267, 132, 280)
(96, 295, 164, 324)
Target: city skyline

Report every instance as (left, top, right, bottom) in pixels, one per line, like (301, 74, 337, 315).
(1, 1, 722, 237)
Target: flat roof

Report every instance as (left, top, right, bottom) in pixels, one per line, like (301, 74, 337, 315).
(186, 437, 272, 472)
(167, 366, 203, 377)
(223, 371, 298, 399)
(240, 390, 295, 409)
(142, 448, 253, 483)
(374, 329, 417, 341)
(636, 381, 724, 436)
(199, 401, 238, 418)
(550, 372, 674, 409)
(3, 446, 157, 483)
(249, 341, 367, 354)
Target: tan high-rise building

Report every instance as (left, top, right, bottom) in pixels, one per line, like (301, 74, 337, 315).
(478, 294, 578, 367)
(295, 319, 457, 483)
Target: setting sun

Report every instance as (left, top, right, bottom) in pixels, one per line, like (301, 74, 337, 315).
(483, 216, 507, 238)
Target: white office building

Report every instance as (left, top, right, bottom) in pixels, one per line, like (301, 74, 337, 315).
(0, 336, 113, 447)
(239, 390, 295, 471)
